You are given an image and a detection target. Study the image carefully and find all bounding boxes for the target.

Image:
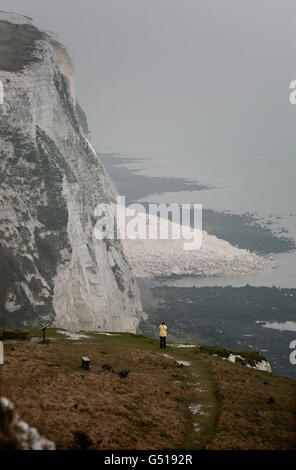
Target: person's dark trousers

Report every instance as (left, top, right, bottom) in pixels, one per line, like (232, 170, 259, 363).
(160, 336, 166, 349)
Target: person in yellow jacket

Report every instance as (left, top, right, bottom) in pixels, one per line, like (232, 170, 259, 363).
(159, 321, 167, 349)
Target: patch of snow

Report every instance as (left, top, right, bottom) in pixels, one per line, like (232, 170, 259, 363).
(223, 352, 272, 373)
(227, 353, 244, 363)
(160, 354, 191, 366)
(227, 353, 236, 363)
(169, 343, 196, 348)
(189, 404, 202, 415)
(185, 382, 207, 392)
(176, 360, 191, 366)
(160, 353, 172, 360)
(194, 385, 207, 393)
(95, 332, 119, 336)
(247, 360, 272, 373)
(193, 423, 201, 433)
(57, 330, 90, 340)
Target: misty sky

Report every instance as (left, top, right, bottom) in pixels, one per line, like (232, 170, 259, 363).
(2, 0, 296, 187)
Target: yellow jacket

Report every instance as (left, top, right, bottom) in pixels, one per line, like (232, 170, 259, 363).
(159, 324, 167, 337)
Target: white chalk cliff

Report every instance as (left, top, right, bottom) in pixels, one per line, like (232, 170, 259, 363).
(0, 12, 144, 332)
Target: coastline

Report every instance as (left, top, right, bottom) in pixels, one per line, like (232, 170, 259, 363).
(101, 152, 296, 256)
(101, 152, 296, 378)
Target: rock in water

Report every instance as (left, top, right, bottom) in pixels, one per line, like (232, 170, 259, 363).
(0, 12, 144, 332)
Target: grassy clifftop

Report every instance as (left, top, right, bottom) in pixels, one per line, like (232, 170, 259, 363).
(0, 21, 43, 71)
(0, 328, 295, 450)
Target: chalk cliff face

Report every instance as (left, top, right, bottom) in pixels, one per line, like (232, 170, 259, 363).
(0, 13, 144, 332)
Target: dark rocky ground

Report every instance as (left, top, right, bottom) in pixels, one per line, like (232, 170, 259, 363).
(139, 284, 296, 379)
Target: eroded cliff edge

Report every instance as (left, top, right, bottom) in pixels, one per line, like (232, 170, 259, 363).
(0, 13, 144, 332)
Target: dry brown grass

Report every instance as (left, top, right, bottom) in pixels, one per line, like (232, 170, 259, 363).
(0, 340, 200, 450)
(1, 331, 295, 450)
(200, 353, 296, 450)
